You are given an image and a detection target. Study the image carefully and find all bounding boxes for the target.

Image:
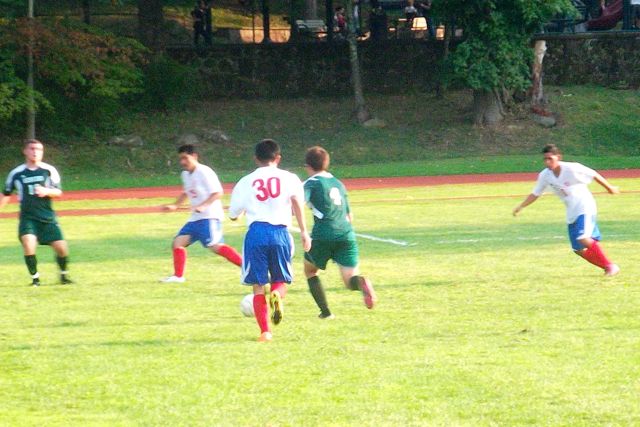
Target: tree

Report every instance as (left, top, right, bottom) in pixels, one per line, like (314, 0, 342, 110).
(345, 0, 371, 124)
(0, 17, 146, 129)
(439, 0, 575, 126)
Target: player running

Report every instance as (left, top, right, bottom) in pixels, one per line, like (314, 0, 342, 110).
(161, 144, 242, 283)
(229, 139, 311, 342)
(513, 144, 620, 276)
(303, 146, 377, 319)
(0, 139, 72, 286)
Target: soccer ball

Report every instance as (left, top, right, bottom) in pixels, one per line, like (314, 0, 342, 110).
(240, 294, 254, 317)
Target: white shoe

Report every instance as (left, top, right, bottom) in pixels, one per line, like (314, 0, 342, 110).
(160, 275, 185, 283)
(604, 264, 620, 277)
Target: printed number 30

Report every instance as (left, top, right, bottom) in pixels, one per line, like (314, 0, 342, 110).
(253, 177, 281, 201)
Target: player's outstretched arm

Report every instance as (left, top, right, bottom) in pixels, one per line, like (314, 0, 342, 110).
(35, 185, 62, 198)
(513, 194, 539, 216)
(594, 174, 620, 195)
(194, 191, 222, 213)
(164, 192, 188, 211)
(291, 195, 311, 252)
(0, 195, 10, 211)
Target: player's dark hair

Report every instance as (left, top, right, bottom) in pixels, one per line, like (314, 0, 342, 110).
(305, 146, 330, 172)
(24, 139, 43, 147)
(255, 139, 280, 162)
(542, 144, 561, 155)
(178, 144, 198, 155)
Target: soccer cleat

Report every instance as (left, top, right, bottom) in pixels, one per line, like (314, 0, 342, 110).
(270, 290, 284, 325)
(60, 275, 73, 285)
(31, 278, 40, 287)
(258, 331, 273, 342)
(160, 275, 185, 283)
(318, 312, 336, 320)
(605, 264, 620, 277)
(358, 276, 377, 309)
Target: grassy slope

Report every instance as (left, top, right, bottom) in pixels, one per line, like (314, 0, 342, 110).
(0, 86, 638, 190)
(0, 180, 639, 425)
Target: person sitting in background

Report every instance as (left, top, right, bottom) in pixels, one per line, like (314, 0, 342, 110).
(404, 0, 418, 28)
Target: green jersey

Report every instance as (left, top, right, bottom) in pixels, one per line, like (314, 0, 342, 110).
(4, 163, 61, 223)
(304, 172, 354, 241)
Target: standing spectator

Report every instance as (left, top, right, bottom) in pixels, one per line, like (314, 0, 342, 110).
(191, 1, 207, 46)
(353, 0, 362, 35)
(404, 0, 418, 29)
(204, 0, 213, 45)
(369, 5, 388, 41)
(418, 0, 435, 39)
(334, 6, 348, 38)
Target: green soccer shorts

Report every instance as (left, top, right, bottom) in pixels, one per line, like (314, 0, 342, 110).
(304, 238, 359, 270)
(19, 218, 64, 245)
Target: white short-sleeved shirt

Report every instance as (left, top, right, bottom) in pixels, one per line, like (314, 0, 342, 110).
(532, 161, 598, 224)
(228, 165, 304, 227)
(182, 163, 224, 222)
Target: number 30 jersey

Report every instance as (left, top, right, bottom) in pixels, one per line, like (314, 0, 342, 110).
(229, 165, 304, 227)
(3, 163, 61, 223)
(304, 172, 354, 241)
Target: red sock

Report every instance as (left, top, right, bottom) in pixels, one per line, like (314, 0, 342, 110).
(271, 282, 287, 298)
(216, 244, 242, 267)
(253, 294, 270, 333)
(173, 247, 187, 277)
(581, 240, 612, 269)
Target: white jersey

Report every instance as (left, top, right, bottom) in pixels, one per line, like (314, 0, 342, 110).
(229, 165, 303, 227)
(182, 163, 224, 222)
(532, 161, 598, 224)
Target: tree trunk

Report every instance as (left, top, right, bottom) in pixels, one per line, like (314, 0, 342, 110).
(137, 0, 164, 51)
(346, 0, 370, 124)
(531, 39, 547, 107)
(473, 89, 504, 126)
(82, 0, 91, 25)
(261, 0, 271, 43)
(305, 0, 318, 19)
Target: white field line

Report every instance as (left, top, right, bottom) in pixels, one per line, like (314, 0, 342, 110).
(434, 233, 631, 245)
(288, 226, 416, 247)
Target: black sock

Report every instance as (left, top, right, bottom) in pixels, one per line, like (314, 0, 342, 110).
(308, 276, 330, 315)
(56, 256, 68, 273)
(24, 255, 38, 277)
(348, 275, 361, 291)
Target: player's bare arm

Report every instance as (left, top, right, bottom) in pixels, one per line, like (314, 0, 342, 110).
(35, 185, 62, 198)
(194, 191, 222, 213)
(0, 195, 9, 210)
(164, 192, 188, 211)
(594, 174, 620, 194)
(513, 193, 539, 216)
(292, 194, 311, 252)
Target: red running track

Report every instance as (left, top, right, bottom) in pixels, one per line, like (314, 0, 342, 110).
(1, 169, 639, 218)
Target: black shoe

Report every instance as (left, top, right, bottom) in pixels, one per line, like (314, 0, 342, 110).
(61, 275, 73, 285)
(31, 278, 40, 287)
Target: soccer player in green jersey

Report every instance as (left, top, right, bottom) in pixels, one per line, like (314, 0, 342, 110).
(0, 139, 72, 286)
(303, 146, 377, 318)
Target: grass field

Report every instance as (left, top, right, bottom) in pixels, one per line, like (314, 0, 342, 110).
(1, 178, 639, 425)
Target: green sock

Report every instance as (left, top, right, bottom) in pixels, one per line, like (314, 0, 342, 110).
(56, 256, 68, 274)
(308, 276, 330, 316)
(24, 255, 38, 277)
(348, 275, 361, 291)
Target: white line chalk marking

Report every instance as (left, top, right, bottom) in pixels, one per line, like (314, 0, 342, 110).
(289, 227, 416, 247)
